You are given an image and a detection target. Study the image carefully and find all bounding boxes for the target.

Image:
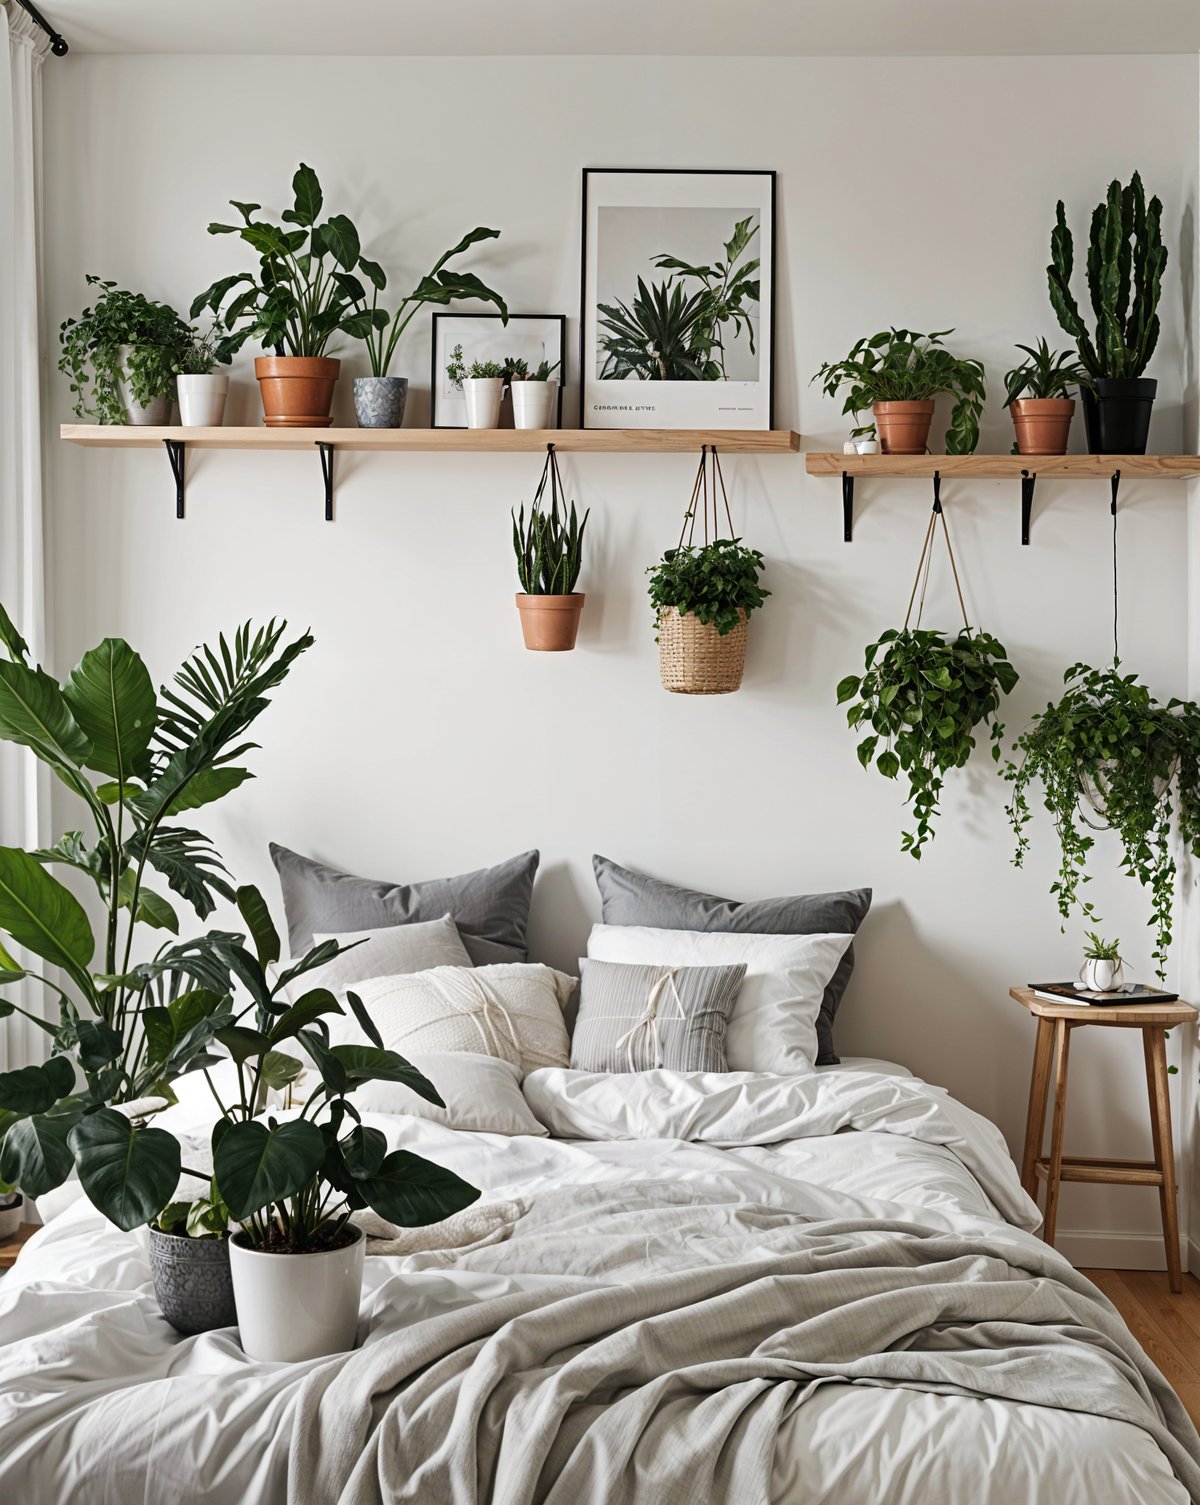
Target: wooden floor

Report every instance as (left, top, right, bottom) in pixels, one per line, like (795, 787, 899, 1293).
(1083, 1268, 1200, 1425)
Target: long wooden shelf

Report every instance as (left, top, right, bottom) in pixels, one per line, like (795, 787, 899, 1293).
(806, 452, 1200, 478)
(806, 451, 1200, 544)
(63, 425, 801, 454)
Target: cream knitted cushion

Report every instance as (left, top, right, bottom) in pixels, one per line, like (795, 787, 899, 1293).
(339, 963, 575, 1078)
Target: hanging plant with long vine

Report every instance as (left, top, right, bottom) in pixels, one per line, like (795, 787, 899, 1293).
(837, 481, 1019, 859)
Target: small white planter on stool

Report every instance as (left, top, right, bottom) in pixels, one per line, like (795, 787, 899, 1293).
(229, 1225, 365, 1362)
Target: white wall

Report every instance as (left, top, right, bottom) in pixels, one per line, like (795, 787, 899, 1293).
(41, 52, 1199, 1261)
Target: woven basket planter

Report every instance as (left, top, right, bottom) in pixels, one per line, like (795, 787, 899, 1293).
(658, 607, 747, 695)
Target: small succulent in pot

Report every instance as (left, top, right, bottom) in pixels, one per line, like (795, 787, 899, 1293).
(837, 627, 1019, 859)
(512, 452, 589, 650)
(447, 345, 507, 428)
(1003, 338, 1090, 456)
(176, 324, 232, 428)
(1079, 931, 1125, 993)
(59, 276, 194, 424)
(505, 357, 561, 430)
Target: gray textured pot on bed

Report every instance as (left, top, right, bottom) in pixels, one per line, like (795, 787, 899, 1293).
(149, 1230, 237, 1336)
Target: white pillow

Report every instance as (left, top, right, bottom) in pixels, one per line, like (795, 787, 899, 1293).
(585, 925, 853, 1074)
(336, 963, 575, 1079)
(348, 1051, 547, 1136)
(303, 914, 472, 993)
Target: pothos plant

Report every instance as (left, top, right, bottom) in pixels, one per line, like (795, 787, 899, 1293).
(1005, 662, 1200, 980)
(646, 537, 769, 637)
(59, 276, 195, 423)
(837, 628, 1019, 859)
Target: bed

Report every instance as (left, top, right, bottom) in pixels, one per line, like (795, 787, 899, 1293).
(1, 1056, 1197, 1504)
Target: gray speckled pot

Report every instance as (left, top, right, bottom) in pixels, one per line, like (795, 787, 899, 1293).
(353, 375, 408, 428)
(149, 1229, 237, 1336)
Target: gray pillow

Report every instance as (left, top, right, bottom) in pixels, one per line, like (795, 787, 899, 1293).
(271, 844, 539, 967)
(592, 854, 870, 1066)
(571, 959, 746, 1074)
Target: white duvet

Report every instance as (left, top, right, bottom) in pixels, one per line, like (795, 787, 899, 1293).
(0, 1060, 1191, 1505)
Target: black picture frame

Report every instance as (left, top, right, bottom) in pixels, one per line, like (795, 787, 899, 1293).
(579, 167, 777, 430)
(430, 312, 567, 429)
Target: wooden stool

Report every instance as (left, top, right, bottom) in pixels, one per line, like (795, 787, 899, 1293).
(1010, 986, 1197, 1293)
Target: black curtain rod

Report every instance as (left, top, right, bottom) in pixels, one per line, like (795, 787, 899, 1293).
(13, 0, 68, 55)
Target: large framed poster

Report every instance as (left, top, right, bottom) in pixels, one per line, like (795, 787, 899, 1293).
(580, 167, 775, 430)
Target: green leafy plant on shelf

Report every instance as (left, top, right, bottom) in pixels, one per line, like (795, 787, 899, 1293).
(340, 229, 507, 379)
(646, 537, 769, 637)
(1005, 662, 1200, 981)
(59, 276, 195, 423)
(812, 328, 987, 454)
(445, 344, 505, 388)
(513, 468, 589, 596)
(1047, 171, 1168, 380)
(178, 325, 230, 377)
(1003, 338, 1091, 405)
(837, 628, 1019, 859)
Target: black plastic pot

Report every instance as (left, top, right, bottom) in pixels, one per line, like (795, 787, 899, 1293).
(1080, 377, 1157, 455)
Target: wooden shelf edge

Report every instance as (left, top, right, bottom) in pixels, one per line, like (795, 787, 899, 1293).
(806, 452, 1200, 479)
(61, 425, 801, 455)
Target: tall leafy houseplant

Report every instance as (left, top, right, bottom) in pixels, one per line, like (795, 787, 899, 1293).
(512, 450, 589, 650)
(59, 277, 194, 424)
(0, 609, 314, 1228)
(1005, 663, 1200, 980)
(813, 328, 986, 455)
(1047, 172, 1168, 453)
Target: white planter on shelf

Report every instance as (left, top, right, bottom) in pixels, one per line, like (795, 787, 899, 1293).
(1079, 957, 1124, 993)
(177, 373, 229, 427)
(510, 380, 556, 430)
(229, 1225, 365, 1362)
(462, 377, 504, 430)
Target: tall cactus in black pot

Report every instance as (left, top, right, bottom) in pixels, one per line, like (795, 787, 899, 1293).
(1047, 171, 1167, 454)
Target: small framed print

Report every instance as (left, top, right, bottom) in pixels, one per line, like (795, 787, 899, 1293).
(580, 167, 775, 430)
(431, 312, 566, 428)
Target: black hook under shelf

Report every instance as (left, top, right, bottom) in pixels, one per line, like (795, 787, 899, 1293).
(1020, 469, 1035, 545)
(1111, 468, 1122, 514)
(317, 442, 335, 521)
(163, 440, 185, 520)
(842, 471, 854, 542)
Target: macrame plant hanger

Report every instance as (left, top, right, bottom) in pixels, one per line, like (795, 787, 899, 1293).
(530, 441, 567, 519)
(903, 472, 971, 636)
(678, 443, 735, 550)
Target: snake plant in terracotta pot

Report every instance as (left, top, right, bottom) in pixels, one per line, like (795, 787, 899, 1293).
(512, 449, 589, 650)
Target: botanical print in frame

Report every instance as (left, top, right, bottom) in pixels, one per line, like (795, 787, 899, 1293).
(580, 168, 775, 430)
(431, 313, 566, 428)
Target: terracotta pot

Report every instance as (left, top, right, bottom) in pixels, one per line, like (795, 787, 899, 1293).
(873, 400, 935, 455)
(254, 356, 340, 428)
(1010, 397, 1074, 455)
(515, 594, 584, 651)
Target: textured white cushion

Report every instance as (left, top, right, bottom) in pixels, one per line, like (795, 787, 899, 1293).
(304, 914, 472, 992)
(585, 924, 854, 1074)
(337, 963, 575, 1078)
(348, 1051, 548, 1136)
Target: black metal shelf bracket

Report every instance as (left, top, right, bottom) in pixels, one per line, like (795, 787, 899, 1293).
(164, 440, 186, 520)
(317, 442, 335, 521)
(1111, 468, 1122, 514)
(1020, 469, 1036, 545)
(842, 471, 854, 542)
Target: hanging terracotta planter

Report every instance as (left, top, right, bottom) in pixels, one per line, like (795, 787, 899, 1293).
(512, 447, 589, 652)
(516, 593, 585, 651)
(1010, 397, 1075, 455)
(659, 607, 748, 694)
(255, 356, 340, 427)
(873, 400, 935, 454)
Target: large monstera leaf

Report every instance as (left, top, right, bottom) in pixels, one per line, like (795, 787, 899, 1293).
(68, 1108, 182, 1231)
(64, 638, 156, 785)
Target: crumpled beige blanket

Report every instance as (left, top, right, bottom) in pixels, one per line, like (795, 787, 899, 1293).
(351, 1199, 525, 1260)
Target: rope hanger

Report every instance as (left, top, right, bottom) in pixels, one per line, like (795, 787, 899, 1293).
(679, 444, 735, 549)
(903, 472, 971, 634)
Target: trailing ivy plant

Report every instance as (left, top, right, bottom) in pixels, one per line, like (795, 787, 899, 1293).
(1005, 662, 1200, 979)
(59, 277, 194, 423)
(838, 628, 1019, 859)
(646, 537, 769, 637)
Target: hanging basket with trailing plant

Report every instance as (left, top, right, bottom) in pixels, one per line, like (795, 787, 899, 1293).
(1004, 494, 1200, 979)
(837, 477, 1019, 857)
(512, 445, 589, 651)
(646, 447, 768, 695)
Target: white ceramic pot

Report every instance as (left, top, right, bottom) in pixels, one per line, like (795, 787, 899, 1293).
(116, 344, 171, 425)
(510, 380, 556, 430)
(463, 377, 504, 429)
(1080, 957, 1124, 992)
(177, 373, 229, 427)
(229, 1225, 365, 1362)
(0, 1195, 23, 1240)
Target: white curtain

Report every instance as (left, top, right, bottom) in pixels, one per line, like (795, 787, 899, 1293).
(0, 2, 50, 1071)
